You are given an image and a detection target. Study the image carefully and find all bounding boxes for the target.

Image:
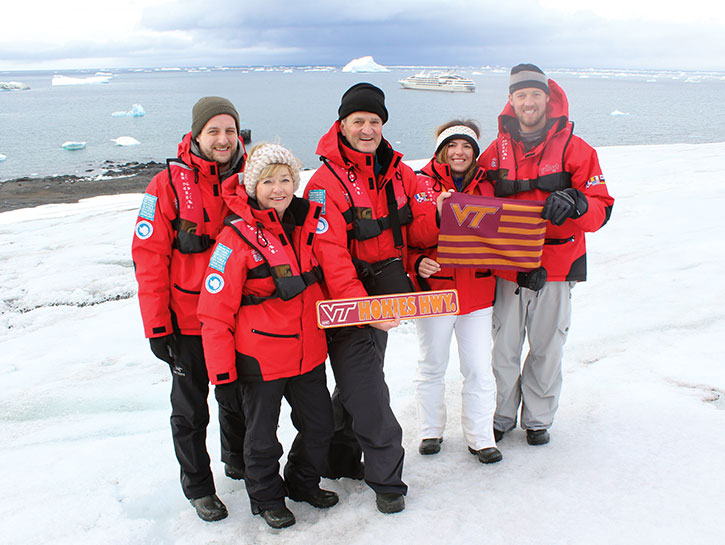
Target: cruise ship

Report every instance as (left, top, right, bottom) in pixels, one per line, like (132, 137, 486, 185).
(398, 70, 476, 92)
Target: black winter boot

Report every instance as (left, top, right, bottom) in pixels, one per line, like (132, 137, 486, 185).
(468, 446, 503, 464)
(258, 505, 296, 529)
(224, 463, 245, 480)
(190, 494, 228, 522)
(375, 492, 405, 514)
(288, 487, 339, 509)
(526, 429, 550, 445)
(418, 438, 442, 455)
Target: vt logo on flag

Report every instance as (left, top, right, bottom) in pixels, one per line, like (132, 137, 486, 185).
(438, 193, 546, 271)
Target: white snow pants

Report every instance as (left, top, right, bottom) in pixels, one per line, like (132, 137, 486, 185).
(414, 306, 496, 451)
(492, 278, 573, 432)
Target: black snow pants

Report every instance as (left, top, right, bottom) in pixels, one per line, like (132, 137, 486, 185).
(240, 363, 334, 512)
(169, 334, 246, 499)
(325, 325, 407, 495)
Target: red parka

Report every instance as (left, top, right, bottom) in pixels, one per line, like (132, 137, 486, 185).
(407, 159, 496, 314)
(198, 179, 340, 384)
(303, 121, 433, 299)
(478, 79, 614, 282)
(132, 132, 245, 338)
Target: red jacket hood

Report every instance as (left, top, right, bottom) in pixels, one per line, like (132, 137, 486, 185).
(176, 131, 247, 181)
(221, 174, 292, 228)
(497, 78, 570, 135)
(221, 175, 256, 220)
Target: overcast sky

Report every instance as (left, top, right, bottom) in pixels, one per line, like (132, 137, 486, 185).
(2, 0, 724, 72)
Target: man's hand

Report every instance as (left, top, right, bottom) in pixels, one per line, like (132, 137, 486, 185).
(417, 257, 441, 279)
(371, 315, 401, 332)
(215, 381, 242, 412)
(149, 334, 177, 365)
(516, 267, 547, 292)
(541, 188, 588, 226)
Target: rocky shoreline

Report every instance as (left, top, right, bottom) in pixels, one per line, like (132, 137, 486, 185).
(0, 161, 165, 212)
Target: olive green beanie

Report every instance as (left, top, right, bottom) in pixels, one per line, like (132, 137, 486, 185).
(191, 96, 240, 138)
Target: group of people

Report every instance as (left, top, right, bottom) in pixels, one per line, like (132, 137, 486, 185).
(132, 63, 614, 529)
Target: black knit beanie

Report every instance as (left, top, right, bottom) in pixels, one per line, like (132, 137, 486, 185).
(338, 83, 388, 124)
(509, 64, 549, 95)
(191, 96, 240, 138)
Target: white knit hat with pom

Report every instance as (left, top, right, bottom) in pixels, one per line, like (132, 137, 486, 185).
(243, 143, 302, 198)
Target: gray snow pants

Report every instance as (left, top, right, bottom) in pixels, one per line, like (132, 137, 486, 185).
(491, 278, 574, 432)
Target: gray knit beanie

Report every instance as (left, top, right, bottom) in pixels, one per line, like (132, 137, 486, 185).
(191, 96, 240, 138)
(509, 64, 549, 95)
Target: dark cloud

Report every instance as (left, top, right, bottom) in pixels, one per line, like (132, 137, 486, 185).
(1, 1, 723, 70)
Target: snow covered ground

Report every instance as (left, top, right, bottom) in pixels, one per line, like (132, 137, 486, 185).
(1, 143, 723, 544)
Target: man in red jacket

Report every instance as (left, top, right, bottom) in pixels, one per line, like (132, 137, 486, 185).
(132, 97, 247, 521)
(478, 64, 614, 446)
(303, 83, 427, 514)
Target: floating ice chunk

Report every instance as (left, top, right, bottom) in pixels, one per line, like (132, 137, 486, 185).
(111, 136, 140, 146)
(111, 104, 145, 117)
(61, 141, 86, 150)
(52, 75, 111, 86)
(611, 109, 630, 116)
(0, 81, 30, 91)
(342, 56, 389, 73)
(0, 153, 6, 161)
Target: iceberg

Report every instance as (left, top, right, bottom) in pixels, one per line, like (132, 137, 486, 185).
(111, 136, 140, 146)
(0, 153, 6, 162)
(52, 75, 111, 86)
(111, 104, 145, 117)
(61, 141, 86, 150)
(0, 81, 30, 91)
(342, 56, 389, 73)
(611, 109, 631, 116)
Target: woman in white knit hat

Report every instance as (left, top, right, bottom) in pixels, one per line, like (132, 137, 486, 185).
(406, 120, 502, 464)
(198, 143, 340, 529)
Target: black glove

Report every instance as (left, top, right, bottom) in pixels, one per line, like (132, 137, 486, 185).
(516, 267, 547, 292)
(215, 381, 242, 413)
(541, 188, 588, 226)
(149, 334, 177, 365)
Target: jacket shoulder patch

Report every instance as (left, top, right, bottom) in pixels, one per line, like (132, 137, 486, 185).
(308, 189, 326, 214)
(209, 244, 232, 273)
(139, 193, 157, 221)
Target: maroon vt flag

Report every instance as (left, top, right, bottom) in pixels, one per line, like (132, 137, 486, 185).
(438, 192, 546, 271)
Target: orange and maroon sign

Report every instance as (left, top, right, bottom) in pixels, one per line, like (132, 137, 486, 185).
(316, 289, 459, 329)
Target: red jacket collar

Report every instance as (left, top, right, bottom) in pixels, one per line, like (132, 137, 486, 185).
(420, 158, 486, 193)
(497, 78, 570, 138)
(315, 120, 400, 171)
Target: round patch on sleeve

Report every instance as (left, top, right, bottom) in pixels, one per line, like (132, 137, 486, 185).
(316, 217, 329, 235)
(205, 273, 225, 294)
(135, 220, 153, 240)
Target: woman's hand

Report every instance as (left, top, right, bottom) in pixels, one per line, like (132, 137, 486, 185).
(436, 189, 455, 217)
(417, 257, 441, 279)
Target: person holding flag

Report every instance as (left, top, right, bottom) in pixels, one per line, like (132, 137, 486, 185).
(406, 120, 502, 464)
(478, 64, 614, 446)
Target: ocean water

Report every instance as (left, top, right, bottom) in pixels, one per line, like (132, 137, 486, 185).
(1, 66, 724, 181)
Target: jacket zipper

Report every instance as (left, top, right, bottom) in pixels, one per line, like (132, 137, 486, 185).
(251, 329, 300, 339)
